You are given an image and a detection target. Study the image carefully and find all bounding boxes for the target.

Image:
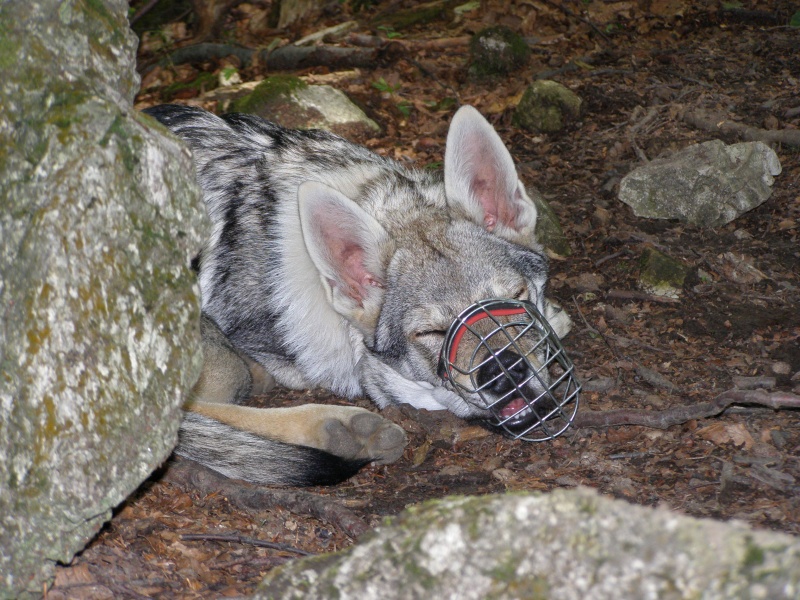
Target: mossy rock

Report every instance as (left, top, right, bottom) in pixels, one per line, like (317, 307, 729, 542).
(639, 247, 689, 298)
(513, 80, 582, 133)
(228, 75, 308, 114)
(228, 78, 379, 137)
(531, 191, 572, 257)
(468, 26, 531, 78)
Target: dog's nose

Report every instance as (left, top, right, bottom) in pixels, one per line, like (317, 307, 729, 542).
(476, 350, 527, 395)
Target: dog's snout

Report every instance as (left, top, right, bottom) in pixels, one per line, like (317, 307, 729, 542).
(476, 350, 526, 395)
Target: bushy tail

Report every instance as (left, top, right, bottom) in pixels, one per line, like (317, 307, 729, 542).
(177, 411, 370, 487)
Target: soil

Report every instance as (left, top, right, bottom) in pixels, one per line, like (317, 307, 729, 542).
(48, 1, 799, 598)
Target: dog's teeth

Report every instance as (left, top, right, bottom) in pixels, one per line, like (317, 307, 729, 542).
(500, 398, 527, 418)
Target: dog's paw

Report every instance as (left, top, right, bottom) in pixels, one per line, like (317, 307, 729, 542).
(323, 410, 407, 465)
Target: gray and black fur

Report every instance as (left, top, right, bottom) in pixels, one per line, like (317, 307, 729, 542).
(145, 104, 571, 486)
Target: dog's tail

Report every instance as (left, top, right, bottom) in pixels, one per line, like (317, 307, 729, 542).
(176, 315, 372, 486)
(176, 411, 370, 486)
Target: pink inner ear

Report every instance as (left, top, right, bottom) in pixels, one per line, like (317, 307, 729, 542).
(338, 242, 371, 303)
(472, 174, 519, 232)
(316, 214, 379, 306)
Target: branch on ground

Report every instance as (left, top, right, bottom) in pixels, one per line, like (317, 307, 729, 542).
(681, 109, 800, 147)
(573, 388, 800, 430)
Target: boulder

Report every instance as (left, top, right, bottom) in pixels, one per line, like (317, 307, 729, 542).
(0, 0, 206, 597)
(258, 487, 800, 600)
(618, 140, 781, 227)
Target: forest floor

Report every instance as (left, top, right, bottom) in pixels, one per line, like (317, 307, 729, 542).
(48, 0, 799, 597)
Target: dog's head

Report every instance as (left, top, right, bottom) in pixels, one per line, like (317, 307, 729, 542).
(297, 106, 573, 431)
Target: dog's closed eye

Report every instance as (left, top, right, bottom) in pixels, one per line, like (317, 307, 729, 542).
(414, 329, 447, 339)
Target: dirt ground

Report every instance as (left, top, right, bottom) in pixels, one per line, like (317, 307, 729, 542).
(47, 1, 799, 597)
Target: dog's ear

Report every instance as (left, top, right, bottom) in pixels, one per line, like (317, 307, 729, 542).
(444, 105, 538, 240)
(298, 181, 388, 310)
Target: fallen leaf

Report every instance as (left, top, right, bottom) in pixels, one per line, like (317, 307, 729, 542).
(695, 422, 754, 450)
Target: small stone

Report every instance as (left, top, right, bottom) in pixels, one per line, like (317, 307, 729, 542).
(770, 361, 792, 376)
(638, 247, 689, 299)
(581, 377, 617, 393)
(513, 80, 582, 133)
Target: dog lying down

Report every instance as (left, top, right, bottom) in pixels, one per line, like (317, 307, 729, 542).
(145, 103, 575, 486)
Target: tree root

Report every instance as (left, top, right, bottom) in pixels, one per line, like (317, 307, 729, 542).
(161, 457, 369, 538)
(573, 388, 800, 430)
(150, 42, 389, 72)
(681, 109, 800, 147)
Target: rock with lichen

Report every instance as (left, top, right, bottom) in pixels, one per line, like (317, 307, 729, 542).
(257, 487, 800, 600)
(618, 140, 781, 227)
(0, 0, 206, 597)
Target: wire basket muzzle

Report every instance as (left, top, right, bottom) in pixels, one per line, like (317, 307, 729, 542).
(438, 298, 580, 441)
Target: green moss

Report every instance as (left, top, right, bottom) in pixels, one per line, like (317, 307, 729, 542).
(488, 553, 519, 582)
(742, 537, 765, 569)
(229, 75, 307, 114)
(99, 114, 140, 172)
(80, 0, 114, 25)
(485, 574, 550, 600)
(513, 80, 582, 133)
(162, 71, 218, 101)
(639, 247, 688, 297)
(0, 24, 21, 71)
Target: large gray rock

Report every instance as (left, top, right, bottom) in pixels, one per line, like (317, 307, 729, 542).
(259, 487, 800, 600)
(618, 140, 781, 227)
(0, 0, 206, 597)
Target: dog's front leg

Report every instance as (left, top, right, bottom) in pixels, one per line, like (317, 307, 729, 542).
(357, 349, 473, 417)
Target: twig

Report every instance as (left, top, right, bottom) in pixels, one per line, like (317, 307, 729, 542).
(161, 457, 369, 538)
(606, 289, 681, 304)
(213, 555, 289, 569)
(626, 105, 660, 163)
(594, 249, 629, 268)
(130, 0, 161, 25)
(293, 21, 359, 46)
(681, 109, 800, 147)
(346, 33, 471, 50)
(573, 389, 800, 430)
(181, 533, 314, 556)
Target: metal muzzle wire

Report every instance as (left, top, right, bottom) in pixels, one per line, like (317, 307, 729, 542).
(438, 298, 580, 441)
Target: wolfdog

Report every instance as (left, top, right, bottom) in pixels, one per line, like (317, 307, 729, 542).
(145, 104, 572, 486)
